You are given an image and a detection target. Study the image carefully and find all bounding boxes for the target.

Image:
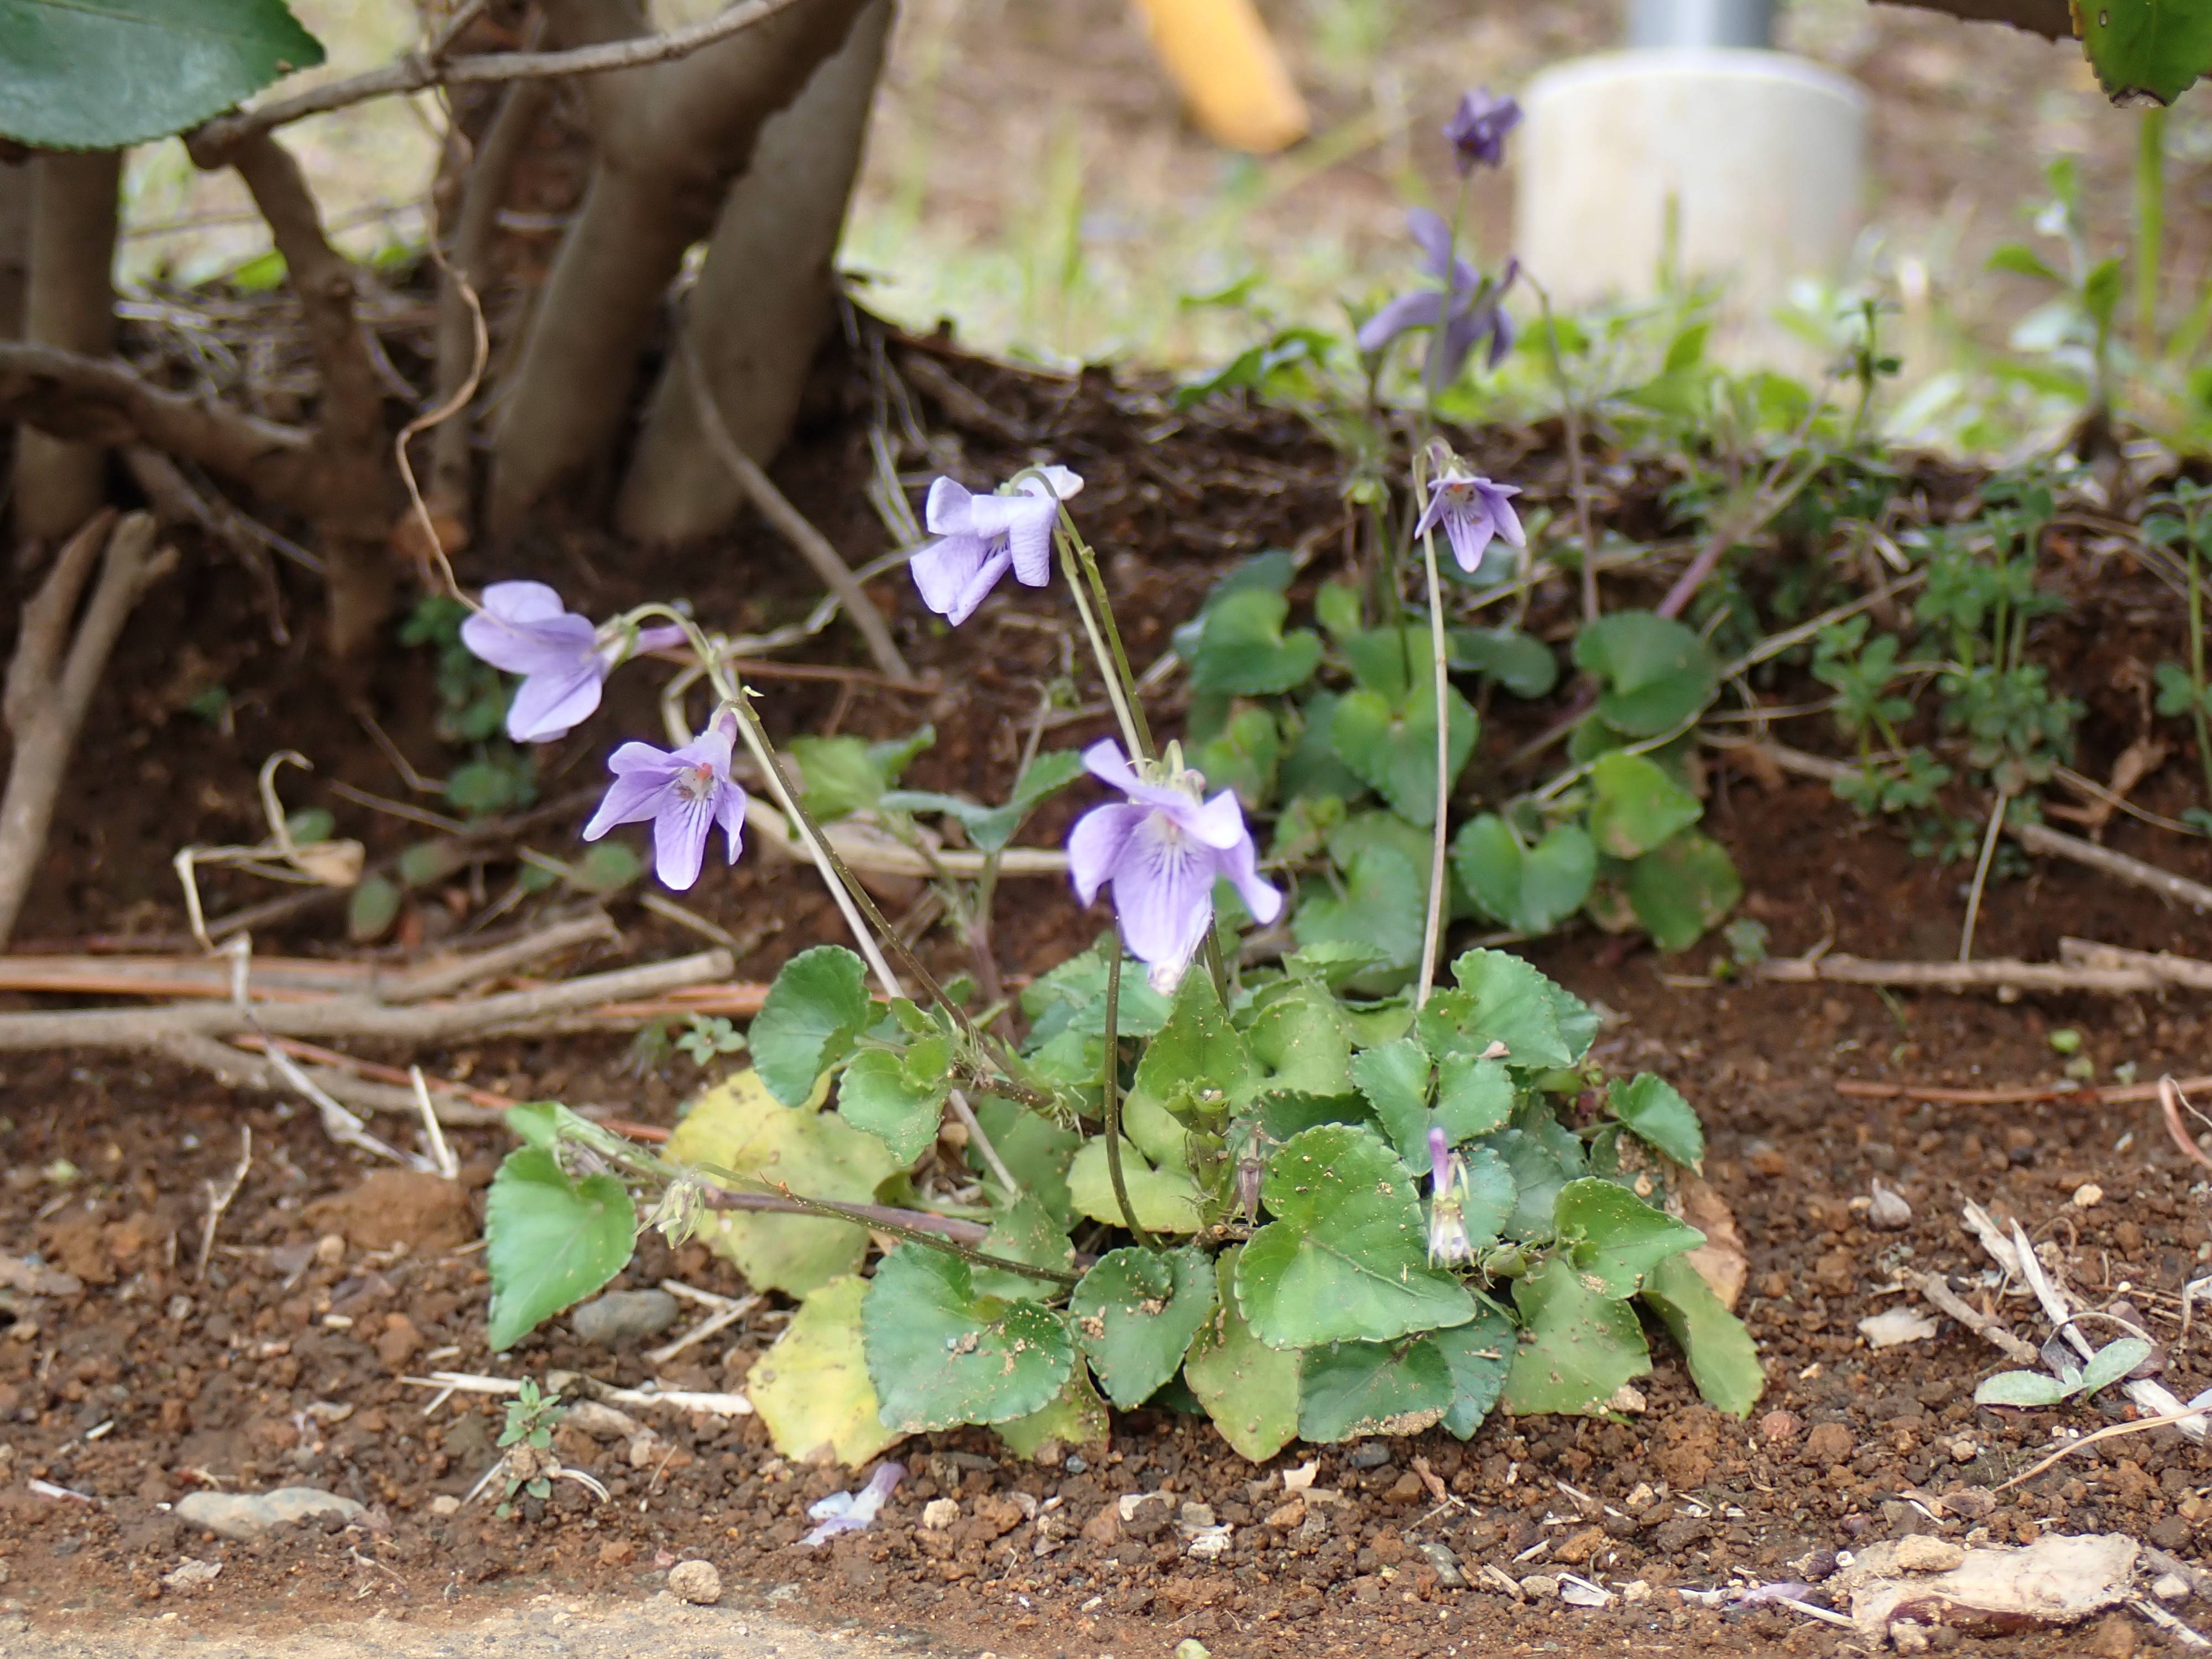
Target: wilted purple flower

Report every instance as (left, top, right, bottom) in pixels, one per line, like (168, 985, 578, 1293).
(582, 712, 747, 891)
(1443, 88, 1522, 175)
(460, 581, 682, 744)
(1417, 465, 1524, 579)
(1067, 739, 1282, 994)
(911, 466, 1084, 625)
(800, 1462, 904, 1547)
(1357, 211, 1517, 393)
(1427, 1125, 1474, 1267)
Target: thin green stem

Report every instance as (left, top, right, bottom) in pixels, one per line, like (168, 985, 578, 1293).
(1055, 525, 1147, 760)
(1526, 275, 1600, 625)
(1100, 938, 1157, 1249)
(1958, 789, 2008, 965)
(1413, 461, 1453, 1010)
(2137, 107, 2169, 362)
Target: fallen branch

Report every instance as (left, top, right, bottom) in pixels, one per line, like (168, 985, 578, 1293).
(1837, 1072, 2212, 1107)
(1755, 951, 2195, 995)
(191, 0, 823, 154)
(0, 949, 731, 1053)
(677, 307, 914, 684)
(1914, 1270, 2038, 1365)
(160, 1031, 505, 1126)
(0, 513, 175, 946)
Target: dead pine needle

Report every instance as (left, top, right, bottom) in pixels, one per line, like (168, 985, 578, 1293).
(195, 1126, 252, 1280)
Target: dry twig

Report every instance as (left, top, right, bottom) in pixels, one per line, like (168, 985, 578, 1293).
(1915, 1271, 2038, 1365)
(195, 1128, 252, 1280)
(1837, 1072, 2212, 1106)
(1755, 951, 2203, 995)
(0, 512, 174, 946)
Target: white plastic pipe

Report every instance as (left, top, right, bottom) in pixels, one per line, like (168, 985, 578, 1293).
(1513, 49, 1866, 335)
(1629, 0, 1773, 49)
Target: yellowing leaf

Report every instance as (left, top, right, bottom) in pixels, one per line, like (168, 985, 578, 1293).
(749, 1276, 904, 1468)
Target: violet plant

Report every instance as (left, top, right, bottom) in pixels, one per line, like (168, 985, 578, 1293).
(467, 431, 1760, 1472)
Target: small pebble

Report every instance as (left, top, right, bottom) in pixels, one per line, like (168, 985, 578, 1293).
(1759, 1409, 1802, 1447)
(2073, 1183, 2104, 1209)
(921, 1498, 960, 1530)
(667, 1559, 721, 1606)
(570, 1288, 680, 1347)
(2156, 1573, 2194, 1604)
(1867, 1179, 1912, 1229)
(1520, 1574, 1561, 1600)
(1416, 1540, 1466, 1587)
(176, 1487, 363, 1541)
(313, 1233, 346, 1267)
(1177, 1501, 1215, 1532)
(429, 1495, 462, 1517)
(1347, 1442, 1392, 1469)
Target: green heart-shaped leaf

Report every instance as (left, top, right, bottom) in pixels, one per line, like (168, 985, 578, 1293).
(1066, 1138, 1206, 1234)
(1184, 1245, 1301, 1460)
(1435, 1304, 1517, 1438)
(1235, 1123, 1476, 1348)
(1504, 1255, 1652, 1415)
(1070, 1246, 1218, 1408)
(1641, 1255, 1763, 1419)
(860, 1246, 1073, 1431)
(1625, 830, 1743, 952)
(484, 1149, 636, 1352)
(1327, 681, 1478, 826)
(1610, 1073, 1704, 1169)
(1190, 703, 1282, 810)
(1449, 627, 1559, 697)
(0, 0, 325, 150)
(749, 946, 873, 1106)
(837, 1035, 952, 1166)
(1291, 846, 1425, 992)
(1452, 816, 1595, 933)
(1588, 750, 1702, 859)
(1554, 1178, 1705, 1297)
(1133, 968, 1263, 1117)
(1573, 611, 1719, 736)
(997, 1364, 1108, 1459)
(968, 1191, 1078, 1302)
(2082, 0, 2212, 105)
(1186, 587, 1324, 695)
(1297, 1337, 1453, 1441)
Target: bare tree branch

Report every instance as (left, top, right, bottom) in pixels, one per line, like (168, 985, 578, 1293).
(0, 513, 174, 946)
(191, 0, 821, 155)
(14, 150, 121, 543)
(214, 132, 397, 656)
(0, 341, 316, 503)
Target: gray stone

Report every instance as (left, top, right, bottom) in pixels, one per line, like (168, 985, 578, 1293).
(1416, 1540, 1466, 1587)
(176, 1487, 364, 1541)
(569, 1288, 679, 1347)
(667, 1560, 722, 1605)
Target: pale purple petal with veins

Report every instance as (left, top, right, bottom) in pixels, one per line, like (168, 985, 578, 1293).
(1081, 738, 1201, 819)
(1111, 813, 1218, 990)
(505, 657, 606, 744)
(800, 1463, 905, 1548)
(581, 720, 745, 890)
(1067, 801, 1149, 905)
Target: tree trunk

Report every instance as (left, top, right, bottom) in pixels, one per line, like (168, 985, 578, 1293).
(485, 0, 873, 541)
(13, 150, 120, 548)
(614, 0, 893, 542)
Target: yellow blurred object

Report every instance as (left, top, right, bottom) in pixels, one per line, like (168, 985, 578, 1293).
(1128, 0, 1310, 155)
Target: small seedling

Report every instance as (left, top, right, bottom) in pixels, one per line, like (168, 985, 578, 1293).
(675, 1014, 748, 1068)
(493, 1379, 566, 1515)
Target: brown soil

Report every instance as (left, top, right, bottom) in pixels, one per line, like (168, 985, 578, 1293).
(7, 336, 2212, 1659)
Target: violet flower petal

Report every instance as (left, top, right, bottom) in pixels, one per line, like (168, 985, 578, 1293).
(1357, 289, 1446, 355)
(923, 476, 978, 535)
(461, 594, 596, 679)
(1067, 801, 1149, 906)
(654, 793, 714, 891)
(505, 656, 606, 743)
(1216, 824, 1284, 926)
(1112, 813, 1216, 988)
(583, 754, 675, 838)
(1442, 503, 1498, 574)
(912, 533, 1011, 624)
(1079, 739, 1204, 817)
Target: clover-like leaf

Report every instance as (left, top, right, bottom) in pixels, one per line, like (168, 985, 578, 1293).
(1554, 1178, 1705, 1298)
(1504, 1255, 1653, 1415)
(1610, 1073, 1704, 1169)
(1573, 611, 1719, 736)
(1070, 1246, 1218, 1408)
(1434, 1303, 1517, 1438)
(484, 1149, 636, 1352)
(1183, 1244, 1302, 1460)
(1452, 816, 1595, 934)
(748, 1275, 904, 1467)
(1641, 1255, 1764, 1420)
(0, 0, 325, 150)
(749, 946, 873, 1106)
(860, 1246, 1073, 1432)
(1298, 1337, 1453, 1441)
(1587, 750, 1702, 859)
(1235, 1123, 1475, 1348)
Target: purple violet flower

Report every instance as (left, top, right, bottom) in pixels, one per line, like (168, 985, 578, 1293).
(800, 1462, 905, 1548)
(1416, 466, 1525, 580)
(1066, 739, 1282, 993)
(1356, 211, 1517, 393)
(911, 466, 1084, 625)
(582, 712, 747, 891)
(460, 581, 682, 744)
(1427, 1125, 1474, 1267)
(1443, 88, 1522, 175)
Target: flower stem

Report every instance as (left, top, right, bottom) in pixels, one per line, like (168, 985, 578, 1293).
(1101, 937, 1157, 1250)
(1056, 519, 1148, 761)
(1413, 482, 1453, 1011)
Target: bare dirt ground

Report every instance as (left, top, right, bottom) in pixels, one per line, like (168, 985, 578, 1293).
(5, 332, 2212, 1657)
